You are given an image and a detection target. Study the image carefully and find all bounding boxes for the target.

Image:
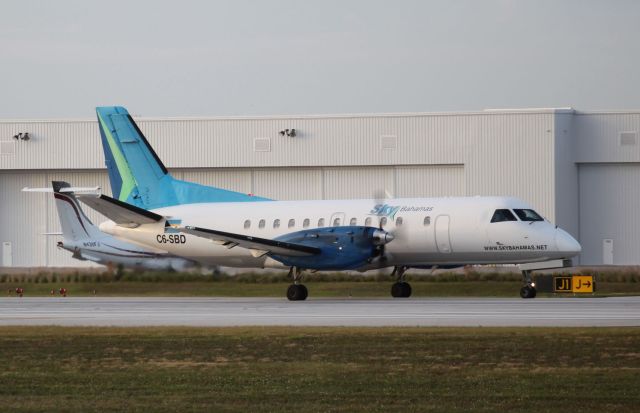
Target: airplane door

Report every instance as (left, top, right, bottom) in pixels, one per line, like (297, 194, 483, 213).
(330, 212, 346, 227)
(435, 215, 452, 253)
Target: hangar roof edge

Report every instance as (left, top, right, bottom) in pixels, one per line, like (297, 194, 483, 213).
(3, 107, 640, 123)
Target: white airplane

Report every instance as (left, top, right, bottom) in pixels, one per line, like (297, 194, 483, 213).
(23, 181, 196, 271)
(75, 106, 582, 300)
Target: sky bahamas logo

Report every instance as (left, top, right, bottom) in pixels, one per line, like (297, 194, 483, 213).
(369, 204, 434, 219)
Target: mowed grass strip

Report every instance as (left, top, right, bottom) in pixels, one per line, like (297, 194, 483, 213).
(3, 280, 521, 297)
(5, 280, 640, 297)
(0, 327, 638, 412)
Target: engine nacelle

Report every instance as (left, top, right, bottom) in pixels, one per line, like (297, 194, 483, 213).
(271, 226, 394, 270)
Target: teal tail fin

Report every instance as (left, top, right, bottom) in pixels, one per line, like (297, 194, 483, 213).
(96, 106, 270, 209)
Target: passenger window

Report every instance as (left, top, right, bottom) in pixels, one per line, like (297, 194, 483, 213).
(365, 217, 372, 226)
(380, 217, 387, 227)
(318, 218, 325, 227)
(350, 217, 357, 226)
(333, 217, 341, 226)
(303, 218, 310, 228)
(396, 217, 403, 226)
(490, 209, 518, 223)
(259, 219, 265, 229)
(273, 219, 281, 229)
(513, 209, 544, 222)
(423, 216, 431, 226)
(288, 219, 295, 228)
(243, 219, 251, 229)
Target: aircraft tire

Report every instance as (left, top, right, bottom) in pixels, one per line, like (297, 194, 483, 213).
(520, 286, 537, 299)
(287, 284, 308, 301)
(391, 282, 410, 298)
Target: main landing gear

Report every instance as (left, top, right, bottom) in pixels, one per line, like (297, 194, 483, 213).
(391, 266, 412, 298)
(286, 267, 308, 301)
(520, 269, 537, 299)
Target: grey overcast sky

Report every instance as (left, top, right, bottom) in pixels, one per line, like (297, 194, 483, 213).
(1, 0, 639, 118)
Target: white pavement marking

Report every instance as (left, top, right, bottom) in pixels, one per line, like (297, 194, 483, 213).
(0, 297, 639, 327)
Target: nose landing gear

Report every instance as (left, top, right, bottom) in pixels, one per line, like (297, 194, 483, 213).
(391, 266, 412, 298)
(286, 267, 308, 301)
(520, 270, 537, 299)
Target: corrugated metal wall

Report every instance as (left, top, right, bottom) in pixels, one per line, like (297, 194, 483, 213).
(0, 170, 112, 267)
(0, 121, 101, 169)
(553, 113, 580, 247)
(573, 112, 640, 264)
(463, 113, 556, 221)
(1, 113, 470, 170)
(574, 113, 640, 163)
(578, 164, 640, 265)
(140, 115, 466, 169)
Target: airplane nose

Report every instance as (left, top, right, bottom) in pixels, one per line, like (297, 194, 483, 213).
(555, 228, 582, 257)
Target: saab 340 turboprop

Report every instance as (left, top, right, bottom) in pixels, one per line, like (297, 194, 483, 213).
(73, 106, 581, 300)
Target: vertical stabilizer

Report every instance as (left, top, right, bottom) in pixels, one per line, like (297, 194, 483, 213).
(52, 181, 102, 241)
(96, 106, 271, 209)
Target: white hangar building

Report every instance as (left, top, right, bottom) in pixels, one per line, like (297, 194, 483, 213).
(0, 108, 638, 268)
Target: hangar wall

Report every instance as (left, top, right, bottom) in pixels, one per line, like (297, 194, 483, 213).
(573, 111, 640, 265)
(578, 164, 640, 265)
(1, 108, 639, 267)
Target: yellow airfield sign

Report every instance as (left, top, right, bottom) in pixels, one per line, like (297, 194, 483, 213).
(553, 275, 595, 293)
(572, 276, 594, 293)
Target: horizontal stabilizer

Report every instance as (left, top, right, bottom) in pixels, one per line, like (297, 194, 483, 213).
(77, 193, 164, 227)
(41, 232, 63, 236)
(22, 186, 100, 194)
(179, 226, 320, 257)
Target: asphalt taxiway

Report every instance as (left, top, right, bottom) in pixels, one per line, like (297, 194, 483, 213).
(1, 296, 639, 327)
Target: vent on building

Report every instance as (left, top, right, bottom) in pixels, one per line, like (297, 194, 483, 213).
(253, 137, 271, 152)
(380, 135, 397, 150)
(0, 141, 16, 155)
(619, 131, 637, 146)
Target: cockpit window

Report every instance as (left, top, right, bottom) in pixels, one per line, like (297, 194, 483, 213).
(514, 209, 544, 222)
(490, 209, 518, 223)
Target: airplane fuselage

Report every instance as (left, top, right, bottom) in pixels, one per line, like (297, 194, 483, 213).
(99, 196, 581, 270)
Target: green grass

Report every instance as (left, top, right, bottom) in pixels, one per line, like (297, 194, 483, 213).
(3, 280, 640, 297)
(3, 268, 640, 297)
(0, 327, 638, 412)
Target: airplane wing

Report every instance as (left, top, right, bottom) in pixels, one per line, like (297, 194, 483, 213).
(77, 193, 164, 227)
(178, 226, 320, 257)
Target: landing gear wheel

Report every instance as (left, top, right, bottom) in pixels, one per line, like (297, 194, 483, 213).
(390, 266, 412, 298)
(391, 282, 412, 298)
(287, 284, 308, 301)
(519, 270, 537, 299)
(520, 286, 537, 299)
(286, 267, 308, 301)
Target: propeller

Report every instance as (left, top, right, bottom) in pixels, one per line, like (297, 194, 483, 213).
(370, 188, 396, 262)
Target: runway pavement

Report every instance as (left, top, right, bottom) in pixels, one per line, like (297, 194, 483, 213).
(1, 296, 639, 327)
